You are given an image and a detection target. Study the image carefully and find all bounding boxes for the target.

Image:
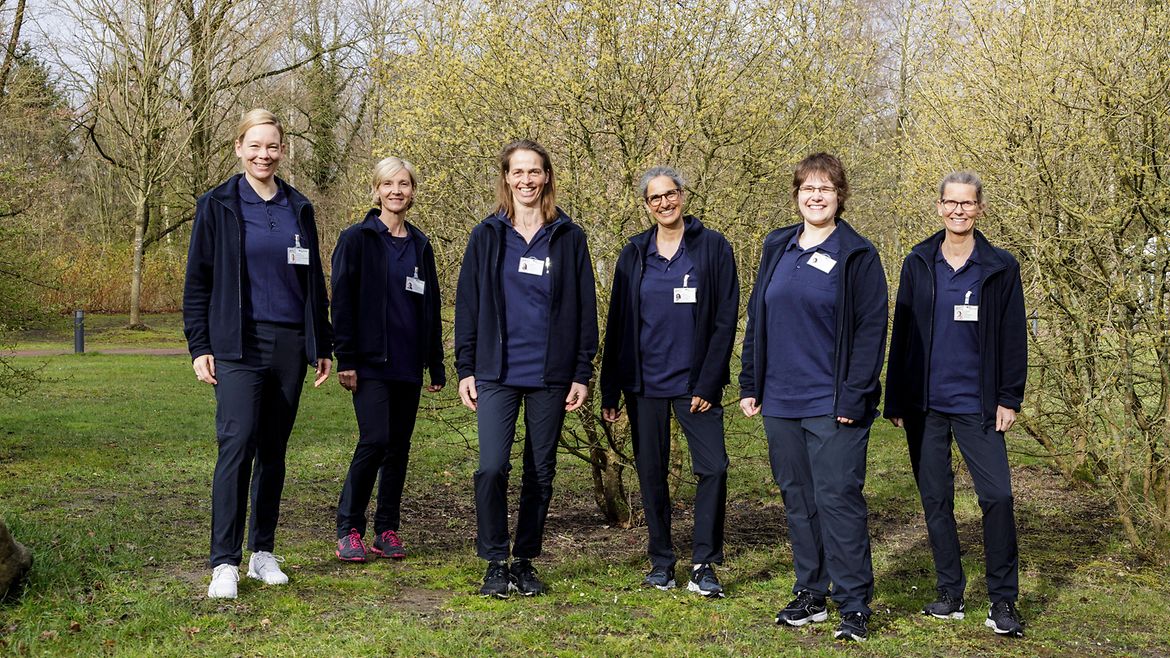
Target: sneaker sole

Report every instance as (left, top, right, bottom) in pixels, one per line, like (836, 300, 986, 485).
(984, 618, 1024, 636)
(926, 610, 965, 620)
(777, 610, 828, 626)
(643, 579, 676, 591)
(245, 570, 288, 585)
(335, 551, 368, 563)
(834, 630, 867, 642)
(686, 581, 725, 598)
(369, 547, 407, 560)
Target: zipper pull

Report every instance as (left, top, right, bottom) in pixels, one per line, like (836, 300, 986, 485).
(294, 234, 302, 249)
(414, 266, 419, 278)
(545, 257, 551, 271)
(683, 274, 690, 288)
(964, 290, 972, 305)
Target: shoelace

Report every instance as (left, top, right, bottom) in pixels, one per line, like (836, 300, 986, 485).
(791, 590, 818, 609)
(381, 530, 403, 548)
(253, 552, 286, 572)
(344, 530, 364, 550)
(487, 562, 509, 581)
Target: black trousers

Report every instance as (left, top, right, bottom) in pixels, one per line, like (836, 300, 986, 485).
(210, 322, 307, 567)
(905, 410, 1019, 603)
(626, 395, 728, 567)
(763, 416, 874, 615)
(336, 379, 422, 538)
(473, 382, 568, 562)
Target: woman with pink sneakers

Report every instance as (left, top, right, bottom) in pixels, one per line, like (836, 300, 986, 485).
(330, 157, 446, 563)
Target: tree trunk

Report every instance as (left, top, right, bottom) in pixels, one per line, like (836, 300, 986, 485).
(129, 197, 148, 328)
(0, 0, 26, 96)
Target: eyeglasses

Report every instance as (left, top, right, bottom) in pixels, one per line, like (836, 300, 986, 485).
(798, 185, 837, 195)
(940, 199, 980, 212)
(646, 188, 681, 207)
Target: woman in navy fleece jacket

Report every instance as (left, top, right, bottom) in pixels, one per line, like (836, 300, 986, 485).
(739, 153, 887, 642)
(454, 140, 598, 599)
(329, 157, 446, 565)
(600, 166, 738, 598)
(183, 109, 332, 600)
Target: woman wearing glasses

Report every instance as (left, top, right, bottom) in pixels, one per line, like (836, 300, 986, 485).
(739, 153, 887, 642)
(884, 172, 1027, 637)
(455, 139, 598, 598)
(600, 167, 738, 598)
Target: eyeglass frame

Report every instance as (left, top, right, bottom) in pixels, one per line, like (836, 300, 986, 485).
(939, 199, 981, 212)
(645, 188, 682, 207)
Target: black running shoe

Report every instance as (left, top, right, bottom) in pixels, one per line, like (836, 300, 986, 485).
(479, 560, 511, 598)
(642, 565, 676, 590)
(686, 563, 724, 598)
(775, 590, 829, 626)
(509, 559, 546, 596)
(834, 611, 869, 642)
(985, 600, 1025, 637)
(923, 589, 966, 619)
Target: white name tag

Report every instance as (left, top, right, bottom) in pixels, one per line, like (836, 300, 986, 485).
(406, 277, 425, 294)
(673, 287, 696, 304)
(519, 257, 545, 276)
(287, 247, 310, 265)
(807, 252, 837, 273)
(954, 305, 979, 321)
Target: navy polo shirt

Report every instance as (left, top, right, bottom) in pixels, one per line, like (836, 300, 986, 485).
(639, 236, 697, 398)
(500, 219, 555, 387)
(357, 229, 424, 384)
(761, 229, 840, 418)
(238, 178, 305, 325)
(928, 248, 982, 414)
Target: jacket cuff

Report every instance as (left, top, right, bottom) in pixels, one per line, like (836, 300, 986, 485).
(601, 392, 620, 409)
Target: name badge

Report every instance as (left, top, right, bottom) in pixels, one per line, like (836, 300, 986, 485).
(287, 235, 310, 265)
(519, 257, 546, 276)
(807, 252, 837, 273)
(954, 290, 978, 321)
(406, 267, 425, 295)
(673, 273, 696, 304)
(954, 305, 978, 321)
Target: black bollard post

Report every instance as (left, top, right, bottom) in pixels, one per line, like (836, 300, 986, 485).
(74, 310, 85, 354)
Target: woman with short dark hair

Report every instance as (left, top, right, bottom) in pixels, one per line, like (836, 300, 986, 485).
(739, 152, 887, 642)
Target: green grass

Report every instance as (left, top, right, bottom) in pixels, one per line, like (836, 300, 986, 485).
(1, 348, 1168, 656)
(5, 312, 186, 352)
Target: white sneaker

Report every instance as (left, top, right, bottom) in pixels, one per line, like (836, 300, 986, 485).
(247, 551, 289, 585)
(207, 564, 239, 599)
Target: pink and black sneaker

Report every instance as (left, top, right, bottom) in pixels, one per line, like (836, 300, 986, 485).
(336, 528, 368, 562)
(371, 529, 406, 559)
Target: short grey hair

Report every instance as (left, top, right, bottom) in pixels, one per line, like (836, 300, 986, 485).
(938, 171, 984, 204)
(638, 166, 686, 199)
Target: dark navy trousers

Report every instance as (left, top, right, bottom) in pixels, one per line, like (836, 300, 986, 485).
(473, 382, 568, 561)
(626, 395, 728, 567)
(336, 379, 422, 538)
(763, 416, 874, 615)
(210, 322, 306, 567)
(904, 410, 1019, 603)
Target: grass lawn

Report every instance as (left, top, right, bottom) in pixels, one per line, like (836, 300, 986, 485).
(6, 313, 186, 352)
(1, 349, 1167, 656)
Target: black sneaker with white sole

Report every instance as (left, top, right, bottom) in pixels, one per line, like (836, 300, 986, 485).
(479, 560, 512, 599)
(509, 559, 546, 596)
(985, 600, 1025, 637)
(923, 589, 965, 619)
(834, 611, 869, 642)
(687, 563, 724, 598)
(775, 590, 829, 626)
(642, 565, 676, 590)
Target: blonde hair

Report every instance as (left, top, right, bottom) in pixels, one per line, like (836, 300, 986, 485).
(235, 108, 284, 144)
(371, 157, 420, 210)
